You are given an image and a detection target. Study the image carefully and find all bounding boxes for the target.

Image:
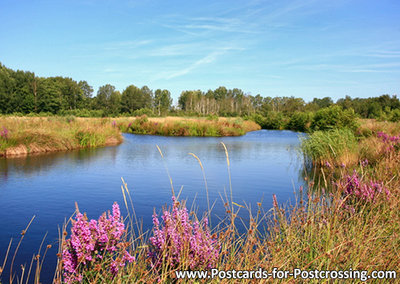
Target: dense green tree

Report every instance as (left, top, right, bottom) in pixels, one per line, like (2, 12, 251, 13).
(36, 77, 63, 113)
(95, 84, 116, 110)
(154, 89, 172, 116)
(312, 97, 333, 109)
(121, 85, 152, 113)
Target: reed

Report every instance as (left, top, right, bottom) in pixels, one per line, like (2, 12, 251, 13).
(0, 117, 123, 157)
(119, 116, 261, 137)
(300, 128, 358, 167)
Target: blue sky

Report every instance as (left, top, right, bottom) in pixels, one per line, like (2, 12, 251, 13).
(1, 0, 399, 103)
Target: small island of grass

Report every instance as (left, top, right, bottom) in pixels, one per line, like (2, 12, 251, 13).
(0, 116, 123, 157)
(0, 115, 261, 158)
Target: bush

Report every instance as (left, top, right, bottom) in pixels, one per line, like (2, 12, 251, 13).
(131, 108, 154, 117)
(206, 114, 219, 121)
(264, 111, 287, 130)
(311, 106, 359, 131)
(287, 112, 313, 132)
(389, 109, 400, 122)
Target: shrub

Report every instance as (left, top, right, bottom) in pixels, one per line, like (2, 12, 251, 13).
(389, 109, 400, 122)
(206, 114, 219, 121)
(263, 111, 287, 130)
(59, 109, 104, 117)
(287, 112, 313, 132)
(131, 108, 154, 117)
(311, 105, 359, 131)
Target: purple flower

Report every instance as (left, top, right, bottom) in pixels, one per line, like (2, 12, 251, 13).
(0, 127, 8, 140)
(361, 159, 368, 167)
(62, 202, 134, 283)
(149, 197, 219, 271)
(340, 170, 390, 206)
(377, 132, 400, 153)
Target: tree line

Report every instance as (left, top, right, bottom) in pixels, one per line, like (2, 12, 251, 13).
(0, 63, 172, 116)
(1, 63, 399, 123)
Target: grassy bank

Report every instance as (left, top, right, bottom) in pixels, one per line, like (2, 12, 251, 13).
(301, 119, 400, 167)
(116, 115, 261, 136)
(0, 116, 261, 158)
(0, 117, 123, 157)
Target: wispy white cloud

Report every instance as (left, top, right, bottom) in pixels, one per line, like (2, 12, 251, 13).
(152, 47, 234, 81)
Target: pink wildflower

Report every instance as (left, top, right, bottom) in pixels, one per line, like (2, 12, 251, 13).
(149, 197, 219, 271)
(62, 202, 135, 283)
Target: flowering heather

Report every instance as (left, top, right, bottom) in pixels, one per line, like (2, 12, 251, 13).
(0, 126, 8, 140)
(361, 159, 369, 167)
(62, 203, 135, 283)
(377, 131, 400, 153)
(340, 170, 390, 204)
(149, 197, 219, 271)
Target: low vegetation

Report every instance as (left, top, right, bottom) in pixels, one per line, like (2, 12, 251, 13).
(0, 117, 122, 157)
(118, 116, 261, 137)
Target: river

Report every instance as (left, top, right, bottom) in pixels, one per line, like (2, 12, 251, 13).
(0, 130, 305, 282)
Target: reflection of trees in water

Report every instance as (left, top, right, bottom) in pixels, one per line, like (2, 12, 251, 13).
(0, 146, 119, 181)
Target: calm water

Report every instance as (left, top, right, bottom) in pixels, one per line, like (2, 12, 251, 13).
(0, 130, 305, 282)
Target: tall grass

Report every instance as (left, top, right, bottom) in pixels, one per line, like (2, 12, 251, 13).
(120, 115, 261, 137)
(0, 117, 123, 157)
(301, 128, 358, 166)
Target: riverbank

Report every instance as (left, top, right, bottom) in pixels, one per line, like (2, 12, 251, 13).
(0, 117, 123, 157)
(117, 115, 261, 136)
(0, 116, 261, 158)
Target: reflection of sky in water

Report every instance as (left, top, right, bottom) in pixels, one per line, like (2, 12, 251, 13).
(0, 130, 305, 282)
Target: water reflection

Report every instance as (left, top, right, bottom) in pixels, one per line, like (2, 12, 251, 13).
(0, 146, 119, 182)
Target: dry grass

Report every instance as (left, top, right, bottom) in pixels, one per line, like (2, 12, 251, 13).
(116, 116, 261, 137)
(0, 117, 123, 157)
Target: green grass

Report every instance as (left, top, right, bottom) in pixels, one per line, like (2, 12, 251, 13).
(301, 128, 358, 166)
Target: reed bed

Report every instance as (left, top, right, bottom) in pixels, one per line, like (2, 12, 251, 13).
(0, 117, 123, 157)
(117, 115, 261, 137)
(1, 122, 399, 283)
